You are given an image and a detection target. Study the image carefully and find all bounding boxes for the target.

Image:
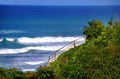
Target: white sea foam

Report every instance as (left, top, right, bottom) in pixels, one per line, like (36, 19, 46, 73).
(6, 38, 15, 41)
(25, 61, 45, 65)
(17, 36, 85, 44)
(0, 39, 2, 42)
(0, 46, 62, 54)
(0, 36, 85, 54)
(0, 38, 15, 42)
(23, 69, 36, 72)
(0, 36, 85, 44)
(0, 30, 25, 34)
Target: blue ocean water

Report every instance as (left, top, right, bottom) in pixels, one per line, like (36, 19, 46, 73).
(0, 5, 120, 71)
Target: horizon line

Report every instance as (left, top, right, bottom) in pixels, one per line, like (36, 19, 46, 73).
(0, 4, 120, 6)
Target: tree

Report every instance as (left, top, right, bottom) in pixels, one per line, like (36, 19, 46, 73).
(83, 20, 104, 41)
(108, 17, 113, 26)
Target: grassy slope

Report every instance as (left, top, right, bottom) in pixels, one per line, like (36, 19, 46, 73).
(50, 20, 120, 79)
(50, 43, 120, 79)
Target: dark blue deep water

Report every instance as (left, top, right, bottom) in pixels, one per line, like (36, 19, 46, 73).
(0, 5, 120, 71)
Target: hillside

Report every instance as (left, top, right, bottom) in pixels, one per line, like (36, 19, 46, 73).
(50, 19, 120, 79)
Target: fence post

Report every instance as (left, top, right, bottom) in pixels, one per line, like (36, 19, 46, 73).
(54, 51, 56, 61)
(48, 56, 50, 65)
(73, 40, 76, 47)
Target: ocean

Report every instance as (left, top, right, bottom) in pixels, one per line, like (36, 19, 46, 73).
(0, 5, 120, 71)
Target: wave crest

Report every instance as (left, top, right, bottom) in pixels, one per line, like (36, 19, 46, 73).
(0, 36, 85, 44)
(25, 61, 45, 65)
(0, 36, 85, 54)
(0, 46, 62, 54)
(23, 69, 36, 72)
(18, 36, 85, 44)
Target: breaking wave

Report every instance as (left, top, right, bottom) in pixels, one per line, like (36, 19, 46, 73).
(23, 69, 36, 72)
(0, 36, 85, 44)
(0, 46, 62, 54)
(18, 36, 85, 44)
(0, 36, 85, 54)
(25, 61, 45, 65)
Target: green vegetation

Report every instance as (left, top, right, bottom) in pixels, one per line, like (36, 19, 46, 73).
(0, 66, 54, 79)
(0, 18, 120, 79)
(50, 19, 120, 79)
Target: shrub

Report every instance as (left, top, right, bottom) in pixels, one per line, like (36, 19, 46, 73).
(36, 66, 54, 79)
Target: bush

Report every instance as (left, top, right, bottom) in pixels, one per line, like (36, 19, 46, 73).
(50, 19, 120, 79)
(36, 66, 54, 79)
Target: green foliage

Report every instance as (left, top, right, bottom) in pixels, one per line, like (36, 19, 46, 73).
(51, 18, 120, 79)
(0, 68, 25, 79)
(83, 20, 104, 41)
(108, 17, 113, 26)
(0, 67, 54, 79)
(36, 66, 54, 79)
(25, 71, 37, 79)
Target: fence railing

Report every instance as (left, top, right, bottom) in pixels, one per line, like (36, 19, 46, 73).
(47, 37, 85, 65)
